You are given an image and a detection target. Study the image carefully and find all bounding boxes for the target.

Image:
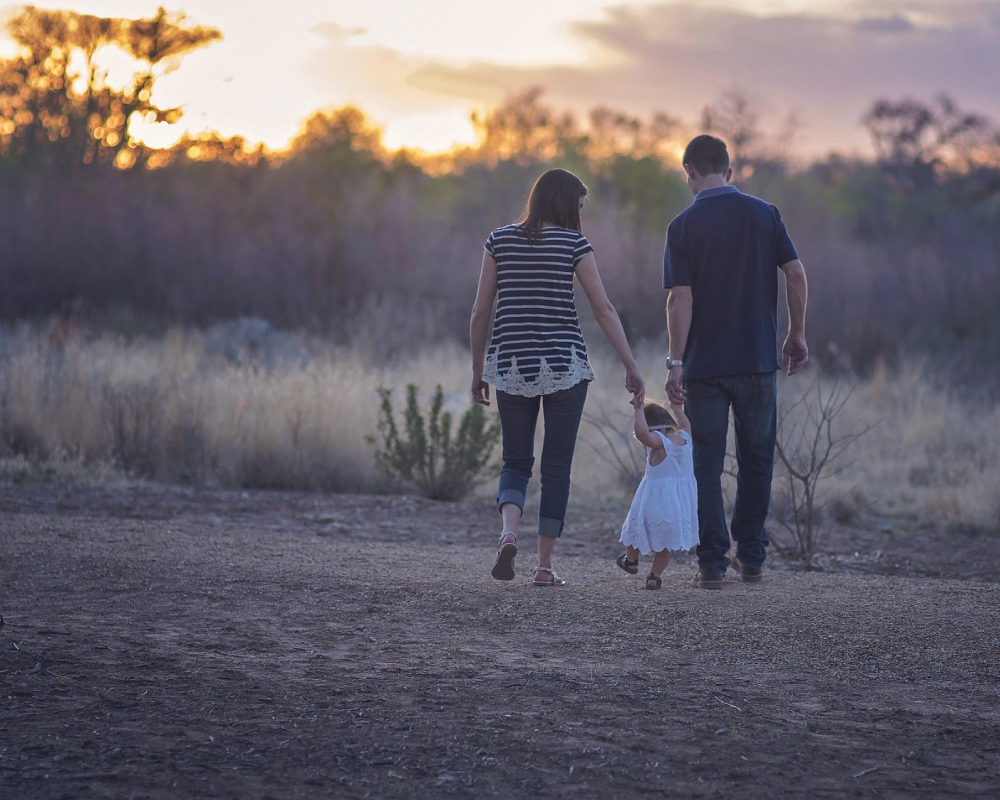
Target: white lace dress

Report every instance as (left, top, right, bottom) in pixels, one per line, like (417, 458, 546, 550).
(620, 430, 699, 555)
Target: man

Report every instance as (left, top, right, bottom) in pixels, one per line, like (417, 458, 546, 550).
(663, 135, 809, 590)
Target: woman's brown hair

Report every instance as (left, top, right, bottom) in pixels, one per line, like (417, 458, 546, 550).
(517, 168, 588, 240)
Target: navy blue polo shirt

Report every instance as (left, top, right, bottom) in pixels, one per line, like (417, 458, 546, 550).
(663, 185, 799, 380)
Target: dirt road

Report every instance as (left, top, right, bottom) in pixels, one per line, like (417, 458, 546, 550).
(2, 485, 999, 798)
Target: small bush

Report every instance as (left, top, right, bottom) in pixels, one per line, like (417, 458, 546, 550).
(368, 384, 500, 501)
(165, 416, 213, 488)
(102, 381, 162, 477)
(772, 378, 875, 568)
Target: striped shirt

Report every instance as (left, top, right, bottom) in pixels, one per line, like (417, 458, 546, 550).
(482, 224, 597, 397)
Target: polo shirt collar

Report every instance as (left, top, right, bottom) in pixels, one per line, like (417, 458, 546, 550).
(694, 185, 739, 202)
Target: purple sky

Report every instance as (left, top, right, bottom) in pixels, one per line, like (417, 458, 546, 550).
(401, 0, 1000, 156)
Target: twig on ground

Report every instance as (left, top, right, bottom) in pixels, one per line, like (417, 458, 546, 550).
(852, 766, 880, 778)
(54, 772, 121, 780)
(714, 696, 743, 712)
(44, 668, 116, 696)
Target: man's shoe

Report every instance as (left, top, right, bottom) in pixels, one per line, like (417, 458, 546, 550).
(692, 570, 725, 590)
(731, 554, 763, 583)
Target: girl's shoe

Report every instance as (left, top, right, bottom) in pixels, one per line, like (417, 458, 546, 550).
(616, 554, 639, 575)
(644, 573, 662, 590)
(491, 532, 517, 581)
(532, 567, 566, 587)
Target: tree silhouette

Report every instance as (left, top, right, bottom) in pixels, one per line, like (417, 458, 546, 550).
(0, 6, 220, 168)
(862, 95, 997, 183)
(470, 88, 583, 165)
(700, 88, 797, 178)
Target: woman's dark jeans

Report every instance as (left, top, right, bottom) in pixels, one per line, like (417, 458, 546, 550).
(685, 372, 777, 574)
(494, 381, 589, 538)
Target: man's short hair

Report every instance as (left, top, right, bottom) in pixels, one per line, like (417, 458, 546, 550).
(683, 135, 730, 176)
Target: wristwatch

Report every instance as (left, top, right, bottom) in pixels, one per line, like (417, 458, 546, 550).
(666, 358, 683, 369)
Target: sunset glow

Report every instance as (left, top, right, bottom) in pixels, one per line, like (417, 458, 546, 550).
(2, 0, 999, 156)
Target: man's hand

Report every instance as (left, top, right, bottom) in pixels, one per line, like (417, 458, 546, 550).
(782, 333, 809, 375)
(471, 376, 491, 406)
(665, 365, 686, 405)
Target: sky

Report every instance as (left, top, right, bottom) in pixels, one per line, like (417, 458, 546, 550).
(2, 0, 999, 156)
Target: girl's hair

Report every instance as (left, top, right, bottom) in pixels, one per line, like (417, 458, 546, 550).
(643, 401, 677, 431)
(517, 168, 588, 240)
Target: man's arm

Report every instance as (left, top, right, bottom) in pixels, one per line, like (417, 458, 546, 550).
(665, 286, 692, 403)
(779, 259, 809, 375)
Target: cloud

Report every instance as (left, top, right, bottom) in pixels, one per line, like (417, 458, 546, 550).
(854, 15, 915, 34)
(305, 22, 459, 119)
(311, 22, 368, 40)
(405, 1, 1000, 154)
(300, 21, 479, 150)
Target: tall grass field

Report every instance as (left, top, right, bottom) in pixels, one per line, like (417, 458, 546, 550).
(1, 320, 997, 538)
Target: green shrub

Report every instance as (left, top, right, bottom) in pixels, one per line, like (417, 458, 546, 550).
(368, 384, 500, 501)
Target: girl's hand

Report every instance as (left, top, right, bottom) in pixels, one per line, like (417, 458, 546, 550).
(625, 365, 645, 405)
(471, 375, 491, 406)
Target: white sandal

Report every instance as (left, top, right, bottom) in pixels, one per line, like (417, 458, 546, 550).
(532, 566, 566, 587)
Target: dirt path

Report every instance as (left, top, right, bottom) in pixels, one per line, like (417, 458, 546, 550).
(2, 485, 1000, 798)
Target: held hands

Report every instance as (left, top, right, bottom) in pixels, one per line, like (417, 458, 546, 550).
(471, 375, 491, 406)
(782, 332, 809, 376)
(625, 364, 645, 406)
(665, 366, 686, 405)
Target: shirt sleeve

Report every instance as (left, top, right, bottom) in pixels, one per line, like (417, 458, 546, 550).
(663, 218, 691, 288)
(573, 234, 594, 266)
(484, 229, 497, 258)
(773, 207, 799, 266)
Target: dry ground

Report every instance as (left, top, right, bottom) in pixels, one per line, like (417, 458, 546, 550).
(2, 484, 1000, 799)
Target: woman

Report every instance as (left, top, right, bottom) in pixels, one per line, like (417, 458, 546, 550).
(470, 168, 644, 586)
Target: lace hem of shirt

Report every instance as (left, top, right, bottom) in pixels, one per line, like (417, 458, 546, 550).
(483, 348, 595, 397)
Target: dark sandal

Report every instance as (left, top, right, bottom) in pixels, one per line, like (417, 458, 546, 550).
(616, 554, 639, 575)
(644, 573, 662, 590)
(491, 532, 517, 581)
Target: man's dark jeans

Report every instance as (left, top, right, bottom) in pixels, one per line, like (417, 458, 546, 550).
(495, 380, 588, 538)
(686, 372, 777, 573)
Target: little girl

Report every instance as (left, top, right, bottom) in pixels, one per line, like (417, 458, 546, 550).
(616, 398, 699, 589)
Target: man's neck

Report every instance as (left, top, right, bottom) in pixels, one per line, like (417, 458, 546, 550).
(692, 175, 729, 196)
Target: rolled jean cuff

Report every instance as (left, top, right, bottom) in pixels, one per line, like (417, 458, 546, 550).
(537, 516, 564, 538)
(497, 489, 526, 514)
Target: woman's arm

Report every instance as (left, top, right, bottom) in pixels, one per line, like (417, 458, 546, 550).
(575, 252, 644, 403)
(633, 399, 664, 450)
(470, 250, 497, 405)
(669, 402, 692, 433)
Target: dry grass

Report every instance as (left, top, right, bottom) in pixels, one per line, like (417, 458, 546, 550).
(0, 322, 997, 536)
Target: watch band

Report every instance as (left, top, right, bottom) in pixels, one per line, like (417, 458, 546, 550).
(666, 358, 683, 369)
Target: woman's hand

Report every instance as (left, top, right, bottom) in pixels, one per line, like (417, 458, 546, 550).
(471, 375, 491, 406)
(625, 364, 645, 405)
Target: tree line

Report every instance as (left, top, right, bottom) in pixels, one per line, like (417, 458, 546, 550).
(2, 7, 999, 382)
